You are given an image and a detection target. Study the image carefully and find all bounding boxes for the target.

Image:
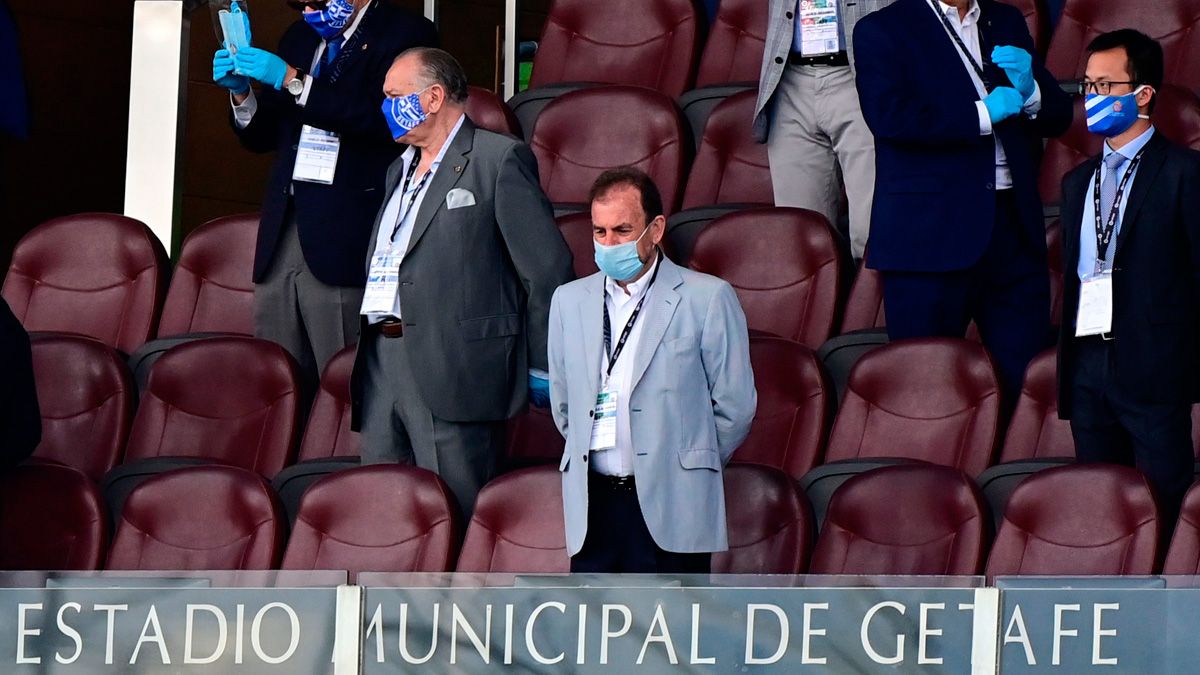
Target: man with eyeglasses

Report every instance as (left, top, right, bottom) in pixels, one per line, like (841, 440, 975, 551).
(210, 1, 436, 401)
(851, 0, 1072, 410)
(1058, 29, 1200, 534)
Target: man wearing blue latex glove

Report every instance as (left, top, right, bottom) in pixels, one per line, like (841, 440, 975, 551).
(214, 0, 437, 405)
(853, 0, 1073, 412)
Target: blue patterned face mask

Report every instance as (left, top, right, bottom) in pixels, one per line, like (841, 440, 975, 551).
(302, 0, 355, 40)
(1086, 85, 1151, 137)
(381, 88, 430, 139)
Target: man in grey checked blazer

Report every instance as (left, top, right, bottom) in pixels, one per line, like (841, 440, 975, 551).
(754, 0, 894, 259)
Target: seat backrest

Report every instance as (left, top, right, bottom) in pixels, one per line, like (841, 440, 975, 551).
(505, 406, 566, 465)
(466, 86, 521, 137)
(30, 335, 134, 481)
(2, 213, 168, 353)
(107, 465, 284, 570)
(456, 465, 570, 573)
(810, 465, 989, 576)
(557, 212, 599, 279)
(689, 208, 844, 349)
(694, 0, 769, 88)
(826, 338, 1002, 476)
(530, 0, 701, 96)
(1040, 87, 1200, 204)
(157, 213, 257, 338)
(733, 336, 831, 479)
(712, 464, 813, 574)
(0, 462, 108, 571)
(997, 0, 1048, 54)
(840, 261, 886, 333)
(986, 464, 1159, 577)
(681, 90, 773, 209)
(531, 86, 688, 212)
(999, 348, 1074, 462)
(1164, 482, 1200, 574)
(1046, 0, 1200, 91)
(298, 344, 360, 461)
(124, 337, 300, 476)
(282, 465, 459, 579)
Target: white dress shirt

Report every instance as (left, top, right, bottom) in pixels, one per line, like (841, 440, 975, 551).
(930, 0, 1042, 190)
(363, 113, 465, 323)
(590, 254, 661, 477)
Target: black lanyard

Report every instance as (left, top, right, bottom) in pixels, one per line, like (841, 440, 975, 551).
(1091, 148, 1145, 273)
(602, 252, 662, 380)
(928, 0, 992, 90)
(388, 148, 433, 241)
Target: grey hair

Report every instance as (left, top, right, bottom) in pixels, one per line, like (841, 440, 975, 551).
(395, 47, 469, 104)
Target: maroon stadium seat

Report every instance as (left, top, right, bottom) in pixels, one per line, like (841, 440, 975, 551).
(1046, 0, 1200, 91)
(732, 336, 831, 479)
(466, 86, 521, 137)
(1040, 87, 1200, 204)
(712, 464, 813, 574)
(107, 465, 284, 570)
(282, 465, 459, 579)
(986, 464, 1160, 577)
(809, 465, 989, 575)
(694, 0, 769, 88)
(2, 213, 168, 353)
(997, 0, 1049, 55)
(998, 349, 1074, 463)
(30, 335, 134, 481)
(156, 213, 257, 338)
(0, 462, 108, 571)
(123, 337, 301, 476)
(556, 212, 599, 279)
(530, 86, 688, 212)
(840, 261, 886, 333)
(1164, 482, 1200, 574)
(681, 90, 773, 210)
(456, 465, 570, 573)
(505, 406, 565, 466)
(529, 0, 700, 97)
(689, 208, 844, 349)
(825, 338, 1002, 476)
(298, 344, 360, 462)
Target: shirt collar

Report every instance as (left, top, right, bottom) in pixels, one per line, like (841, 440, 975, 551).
(935, 0, 980, 25)
(401, 113, 466, 171)
(605, 250, 661, 301)
(1104, 125, 1156, 162)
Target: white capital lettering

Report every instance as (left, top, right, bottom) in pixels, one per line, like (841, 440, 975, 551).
(1093, 603, 1119, 666)
(450, 604, 491, 665)
(130, 605, 171, 665)
(398, 603, 439, 664)
(745, 604, 789, 665)
(16, 603, 42, 665)
(1004, 605, 1036, 665)
(525, 602, 566, 665)
(637, 605, 678, 665)
(184, 604, 228, 665)
(690, 603, 715, 665)
(600, 604, 633, 665)
(801, 603, 829, 665)
(1052, 603, 1081, 666)
(251, 603, 300, 665)
(56, 602, 83, 665)
(918, 602, 945, 665)
(94, 604, 128, 665)
(861, 601, 905, 665)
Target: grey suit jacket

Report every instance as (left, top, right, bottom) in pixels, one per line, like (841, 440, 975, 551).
(753, 0, 894, 142)
(350, 116, 574, 425)
(548, 257, 757, 556)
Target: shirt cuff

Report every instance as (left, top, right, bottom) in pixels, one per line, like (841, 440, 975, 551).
(297, 74, 315, 107)
(1022, 82, 1043, 118)
(232, 89, 257, 129)
(529, 368, 550, 381)
(975, 100, 993, 136)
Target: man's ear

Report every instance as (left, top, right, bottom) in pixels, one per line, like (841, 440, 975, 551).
(650, 215, 667, 246)
(1137, 85, 1156, 110)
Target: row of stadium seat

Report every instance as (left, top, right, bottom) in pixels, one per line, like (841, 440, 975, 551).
(6, 459, 1200, 578)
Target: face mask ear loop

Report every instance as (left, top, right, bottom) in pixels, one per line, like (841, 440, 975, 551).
(1134, 84, 1154, 119)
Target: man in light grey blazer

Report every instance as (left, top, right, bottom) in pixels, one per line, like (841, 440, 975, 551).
(548, 168, 756, 574)
(754, 0, 894, 259)
(350, 48, 573, 517)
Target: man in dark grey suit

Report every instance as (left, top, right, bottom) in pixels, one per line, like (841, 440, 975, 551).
(350, 48, 573, 517)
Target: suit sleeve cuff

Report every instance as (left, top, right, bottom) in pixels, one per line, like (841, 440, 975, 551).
(1022, 82, 1043, 118)
(232, 89, 257, 129)
(529, 368, 549, 380)
(975, 100, 993, 136)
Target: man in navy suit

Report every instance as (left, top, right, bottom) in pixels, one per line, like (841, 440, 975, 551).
(853, 0, 1072, 405)
(1058, 30, 1200, 532)
(212, 0, 437, 393)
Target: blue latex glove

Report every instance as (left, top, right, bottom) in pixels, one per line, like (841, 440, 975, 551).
(991, 45, 1036, 100)
(982, 86, 1024, 124)
(212, 49, 249, 94)
(528, 372, 551, 408)
(234, 46, 289, 90)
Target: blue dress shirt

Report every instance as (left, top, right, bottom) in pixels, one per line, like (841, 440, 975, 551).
(1076, 126, 1156, 282)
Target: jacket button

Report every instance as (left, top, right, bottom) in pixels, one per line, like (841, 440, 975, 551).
(786, 11, 794, 18)
(582, 455, 588, 463)
(775, 56, 784, 65)
(985, 182, 995, 190)
(588, 410, 594, 418)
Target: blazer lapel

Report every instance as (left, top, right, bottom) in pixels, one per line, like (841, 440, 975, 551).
(1116, 132, 1169, 253)
(325, 0, 375, 82)
(578, 274, 606, 395)
(628, 258, 683, 392)
(401, 117, 474, 260)
(1062, 156, 1100, 279)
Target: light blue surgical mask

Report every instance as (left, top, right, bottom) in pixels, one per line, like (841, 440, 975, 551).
(381, 88, 429, 139)
(303, 0, 355, 40)
(1085, 85, 1151, 137)
(594, 225, 652, 282)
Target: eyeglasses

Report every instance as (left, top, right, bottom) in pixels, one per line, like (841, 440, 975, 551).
(285, 0, 328, 10)
(1078, 80, 1139, 96)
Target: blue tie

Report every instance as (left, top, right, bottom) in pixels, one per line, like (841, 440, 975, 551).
(1097, 152, 1128, 266)
(314, 37, 342, 76)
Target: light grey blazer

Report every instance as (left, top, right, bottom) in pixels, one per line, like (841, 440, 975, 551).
(753, 0, 895, 141)
(547, 257, 757, 557)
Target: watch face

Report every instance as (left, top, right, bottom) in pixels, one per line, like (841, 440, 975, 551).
(287, 79, 304, 96)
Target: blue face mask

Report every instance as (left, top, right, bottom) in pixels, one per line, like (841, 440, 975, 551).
(594, 225, 651, 282)
(303, 0, 355, 40)
(1085, 85, 1151, 137)
(381, 90, 429, 140)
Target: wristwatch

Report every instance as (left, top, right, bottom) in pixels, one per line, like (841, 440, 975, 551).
(285, 70, 306, 97)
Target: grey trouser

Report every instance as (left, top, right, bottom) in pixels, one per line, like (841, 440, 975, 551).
(359, 329, 505, 520)
(254, 217, 362, 393)
(767, 64, 876, 259)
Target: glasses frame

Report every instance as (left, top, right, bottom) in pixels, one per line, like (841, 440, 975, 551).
(1078, 80, 1140, 96)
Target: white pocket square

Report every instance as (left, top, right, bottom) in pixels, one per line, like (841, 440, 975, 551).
(446, 188, 476, 209)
